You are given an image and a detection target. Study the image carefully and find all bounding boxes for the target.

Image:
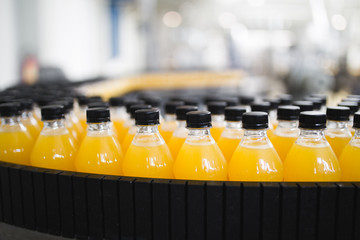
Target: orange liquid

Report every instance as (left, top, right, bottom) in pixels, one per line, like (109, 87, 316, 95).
(22, 116, 41, 139)
(228, 143, 283, 181)
(0, 126, 33, 165)
(339, 143, 360, 181)
(217, 137, 241, 162)
(30, 133, 76, 171)
(159, 121, 177, 143)
(122, 132, 135, 153)
(168, 136, 186, 159)
(75, 134, 123, 175)
(174, 142, 227, 181)
(79, 119, 87, 133)
(270, 134, 297, 162)
(113, 120, 126, 142)
(284, 143, 341, 181)
(326, 136, 351, 158)
(210, 126, 225, 141)
(123, 136, 173, 179)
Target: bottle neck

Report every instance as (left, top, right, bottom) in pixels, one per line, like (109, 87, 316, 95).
(186, 127, 214, 144)
(355, 128, 360, 138)
(165, 114, 176, 122)
(225, 121, 242, 129)
(1, 116, 21, 126)
(177, 120, 187, 128)
(327, 120, 348, 129)
(277, 120, 298, 129)
(297, 128, 328, 147)
(21, 110, 34, 119)
(87, 121, 111, 132)
(243, 129, 267, 138)
(110, 106, 126, 119)
(137, 124, 159, 134)
(212, 114, 224, 122)
(43, 119, 66, 129)
(299, 128, 325, 137)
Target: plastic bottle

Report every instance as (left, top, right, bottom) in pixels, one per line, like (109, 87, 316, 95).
(168, 105, 198, 158)
(338, 101, 359, 136)
(123, 108, 174, 178)
(217, 106, 246, 162)
(229, 112, 283, 181)
(174, 111, 227, 181)
(159, 101, 184, 143)
(75, 108, 123, 175)
(284, 111, 341, 182)
(109, 96, 127, 142)
(339, 112, 360, 181)
(207, 101, 227, 141)
(269, 105, 300, 162)
(31, 105, 76, 171)
(19, 98, 41, 139)
(0, 102, 34, 165)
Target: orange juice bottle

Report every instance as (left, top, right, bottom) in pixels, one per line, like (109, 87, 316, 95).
(284, 111, 341, 181)
(123, 108, 173, 178)
(75, 107, 123, 175)
(264, 98, 280, 129)
(339, 112, 360, 181)
(168, 105, 198, 158)
(325, 107, 352, 158)
(270, 105, 300, 162)
(251, 102, 274, 136)
(0, 102, 34, 165)
(122, 104, 152, 152)
(174, 111, 227, 180)
(159, 101, 184, 143)
(60, 97, 84, 138)
(109, 97, 127, 142)
(19, 99, 41, 139)
(217, 106, 246, 162)
(229, 112, 283, 181)
(31, 105, 76, 171)
(338, 102, 359, 136)
(207, 101, 227, 141)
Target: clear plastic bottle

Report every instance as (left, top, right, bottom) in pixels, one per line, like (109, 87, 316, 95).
(217, 106, 246, 162)
(284, 111, 341, 182)
(123, 108, 174, 178)
(31, 105, 76, 171)
(325, 107, 352, 158)
(338, 102, 359, 136)
(0, 102, 34, 165)
(270, 105, 300, 162)
(207, 101, 227, 141)
(229, 112, 283, 181)
(174, 111, 227, 181)
(251, 101, 274, 136)
(75, 107, 123, 175)
(122, 104, 152, 152)
(168, 105, 198, 159)
(19, 98, 41, 139)
(264, 98, 280, 129)
(109, 97, 127, 142)
(339, 112, 360, 181)
(159, 101, 184, 143)
(122, 100, 145, 138)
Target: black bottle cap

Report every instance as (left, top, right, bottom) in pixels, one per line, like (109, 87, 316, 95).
(165, 101, 185, 114)
(293, 101, 314, 112)
(140, 96, 162, 107)
(326, 107, 350, 121)
(250, 102, 271, 113)
(225, 106, 246, 121)
(304, 97, 322, 110)
(41, 105, 65, 121)
(87, 107, 110, 123)
(219, 97, 239, 106)
(354, 112, 360, 128)
(186, 111, 212, 128)
(239, 95, 255, 105)
(87, 101, 109, 109)
(310, 94, 327, 105)
(279, 94, 293, 105)
(129, 104, 152, 119)
(51, 100, 72, 113)
(170, 96, 199, 106)
(242, 112, 268, 129)
(0, 102, 22, 117)
(88, 96, 103, 101)
(135, 108, 160, 125)
(176, 105, 198, 120)
(0, 95, 15, 104)
(338, 102, 359, 115)
(342, 98, 360, 106)
(204, 95, 222, 104)
(18, 98, 34, 111)
(78, 96, 91, 106)
(125, 100, 145, 113)
(109, 97, 124, 107)
(263, 98, 280, 110)
(35, 95, 56, 107)
(277, 105, 300, 121)
(299, 111, 326, 129)
(207, 101, 227, 115)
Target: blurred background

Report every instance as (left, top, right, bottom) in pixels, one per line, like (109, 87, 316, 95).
(1, 0, 360, 96)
